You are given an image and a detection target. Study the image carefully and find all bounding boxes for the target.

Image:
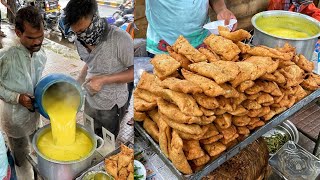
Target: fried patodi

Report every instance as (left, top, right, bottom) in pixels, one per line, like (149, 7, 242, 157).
(161, 113, 203, 135)
(105, 154, 118, 179)
(167, 46, 191, 70)
(215, 114, 232, 129)
(236, 41, 251, 54)
(159, 89, 203, 116)
(193, 93, 219, 110)
(228, 105, 248, 116)
(245, 56, 279, 74)
(150, 54, 181, 80)
(203, 34, 241, 61)
(159, 117, 171, 158)
(238, 80, 255, 92)
(157, 98, 202, 124)
(247, 45, 294, 61)
(220, 83, 240, 98)
(218, 26, 252, 42)
(160, 77, 203, 94)
(230, 61, 258, 87)
(143, 117, 160, 142)
(232, 115, 251, 126)
(293, 54, 314, 73)
(133, 110, 147, 122)
(176, 125, 209, 140)
(192, 153, 210, 166)
(183, 140, 205, 160)
(200, 134, 223, 144)
(137, 71, 163, 95)
(172, 35, 207, 63)
(217, 125, 237, 140)
(118, 144, 134, 170)
(201, 123, 220, 139)
(170, 130, 193, 174)
(133, 88, 158, 103)
(181, 69, 225, 97)
(203, 141, 227, 157)
(134, 97, 157, 111)
(189, 61, 240, 84)
(198, 47, 220, 62)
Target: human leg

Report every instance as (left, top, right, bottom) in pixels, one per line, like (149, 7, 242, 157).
(7, 135, 34, 180)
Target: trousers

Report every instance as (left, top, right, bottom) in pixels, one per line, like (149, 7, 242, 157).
(7, 134, 34, 180)
(84, 100, 126, 138)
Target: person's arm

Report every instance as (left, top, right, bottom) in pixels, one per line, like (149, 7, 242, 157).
(209, 0, 237, 30)
(77, 64, 88, 84)
(85, 65, 134, 94)
(0, 54, 33, 109)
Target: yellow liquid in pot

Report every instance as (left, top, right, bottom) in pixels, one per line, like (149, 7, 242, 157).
(256, 16, 320, 39)
(37, 129, 93, 161)
(37, 82, 92, 161)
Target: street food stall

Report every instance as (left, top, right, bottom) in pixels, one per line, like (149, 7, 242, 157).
(133, 0, 320, 179)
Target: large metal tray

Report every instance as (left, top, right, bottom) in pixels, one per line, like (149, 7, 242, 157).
(135, 89, 320, 180)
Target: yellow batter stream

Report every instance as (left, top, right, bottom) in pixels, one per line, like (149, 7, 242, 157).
(37, 82, 93, 161)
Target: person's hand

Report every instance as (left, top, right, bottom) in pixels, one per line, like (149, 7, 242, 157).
(216, 8, 237, 31)
(85, 76, 105, 95)
(18, 94, 34, 110)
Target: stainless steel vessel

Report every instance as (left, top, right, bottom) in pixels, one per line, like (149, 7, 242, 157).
(32, 124, 99, 180)
(251, 10, 320, 60)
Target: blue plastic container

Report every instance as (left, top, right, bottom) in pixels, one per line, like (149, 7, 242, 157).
(34, 73, 84, 119)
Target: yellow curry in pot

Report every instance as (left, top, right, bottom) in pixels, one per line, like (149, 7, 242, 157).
(256, 16, 319, 39)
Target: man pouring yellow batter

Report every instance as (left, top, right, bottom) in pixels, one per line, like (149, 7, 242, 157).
(0, 6, 46, 180)
(64, 0, 134, 139)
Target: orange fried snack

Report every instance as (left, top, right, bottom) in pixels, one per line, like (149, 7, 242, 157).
(143, 117, 160, 142)
(150, 54, 181, 78)
(133, 110, 147, 122)
(236, 41, 251, 54)
(200, 134, 223, 144)
(157, 98, 202, 124)
(215, 114, 232, 129)
(183, 140, 205, 160)
(238, 80, 255, 92)
(245, 56, 279, 74)
(136, 71, 163, 95)
(172, 35, 207, 63)
(161, 113, 203, 135)
(176, 125, 209, 140)
(159, 89, 203, 116)
(170, 130, 193, 174)
(220, 83, 240, 98)
(198, 47, 220, 62)
(181, 69, 225, 97)
(229, 105, 248, 116)
(167, 46, 191, 70)
(192, 153, 210, 166)
(133, 88, 158, 103)
(232, 115, 251, 126)
(193, 93, 219, 110)
(230, 61, 258, 87)
(217, 125, 237, 140)
(105, 154, 118, 179)
(201, 124, 220, 139)
(218, 26, 251, 42)
(237, 126, 250, 135)
(160, 77, 203, 94)
(247, 45, 294, 61)
(204, 34, 241, 61)
(159, 117, 171, 158)
(200, 106, 215, 116)
(203, 141, 227, 157)
(134, 97, 157, 112)
(189, 61, 240, 84)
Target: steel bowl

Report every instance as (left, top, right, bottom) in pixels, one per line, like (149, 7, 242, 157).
(251, 10, 320, 60)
